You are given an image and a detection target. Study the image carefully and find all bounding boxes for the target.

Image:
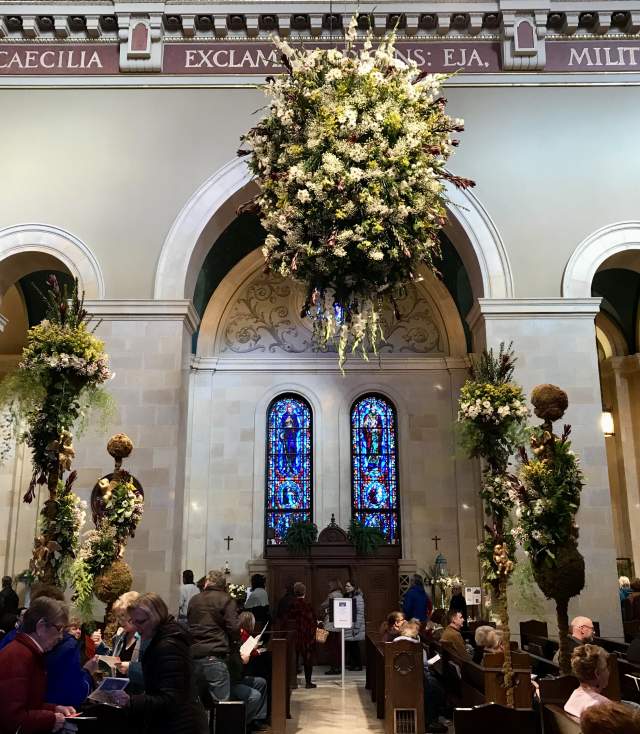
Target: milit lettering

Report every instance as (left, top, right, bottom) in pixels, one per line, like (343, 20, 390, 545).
(569, 45, 640, 67)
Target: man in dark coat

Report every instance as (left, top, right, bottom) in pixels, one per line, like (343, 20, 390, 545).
(189, 570, 268, 730)
(0, 576, 19, 616)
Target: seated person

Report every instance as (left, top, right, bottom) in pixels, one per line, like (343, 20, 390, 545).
(440, 611, 471, 660)
(379, 611, 405, 642)
(392, 621, 448, 733)
(0, 597, 76, 733)
(564, 644, 610, 718)
(581, 700, 640, 734)
(238, 611, 272, 709)
(474, 625, 503, 662)
(554, 616, 595, 664)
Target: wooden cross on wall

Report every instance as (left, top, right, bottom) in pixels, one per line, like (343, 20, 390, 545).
(224, 536, 234, 551)
(432, 535, 441, 551)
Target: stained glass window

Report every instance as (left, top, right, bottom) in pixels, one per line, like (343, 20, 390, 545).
(351, 394, 400, 545)
(266, 394, 313, 546)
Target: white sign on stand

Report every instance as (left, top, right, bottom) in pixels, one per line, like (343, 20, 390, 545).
(333, 598, 353, 689)
(333, 598, 353, 629)
(465, 587, 482, 606)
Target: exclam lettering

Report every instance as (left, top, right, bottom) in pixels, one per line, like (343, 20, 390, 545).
(184, 47, 280, 69)
(0, 48, 104, 70)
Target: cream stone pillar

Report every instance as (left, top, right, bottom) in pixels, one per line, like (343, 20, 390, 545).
(602, 356, 640, 574)
(468, 298, 623, 639)
(78, 300, 199, 612)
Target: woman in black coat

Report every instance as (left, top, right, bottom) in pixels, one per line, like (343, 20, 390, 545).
(111, 592, 207, 734)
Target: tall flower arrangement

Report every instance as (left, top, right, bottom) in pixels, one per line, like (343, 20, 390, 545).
(240, 19, 474, 368)
(515, 384, 585, 675)
(72, 434, 143, 622)
(457, 343, 528, 706)
(0, 276, 113, 585)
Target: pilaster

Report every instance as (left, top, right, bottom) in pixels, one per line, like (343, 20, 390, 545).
(468, 297, 623, 639)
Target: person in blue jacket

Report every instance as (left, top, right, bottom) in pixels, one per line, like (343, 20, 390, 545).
(46, 623, 98, 707)
(402, 574, 433, 622)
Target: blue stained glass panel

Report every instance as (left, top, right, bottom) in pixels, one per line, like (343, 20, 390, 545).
(351, 395, 399, 545)
(266, 396, 312, 546)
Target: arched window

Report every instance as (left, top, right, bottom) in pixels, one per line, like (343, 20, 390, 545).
(351, 394, 400, 545)
(265, 394, 313, 546)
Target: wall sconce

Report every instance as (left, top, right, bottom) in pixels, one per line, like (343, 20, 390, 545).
(601, 410, 615, 437)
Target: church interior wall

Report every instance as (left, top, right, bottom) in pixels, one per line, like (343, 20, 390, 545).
(0, 86, 638, 301)
(183, 365, 483, 590)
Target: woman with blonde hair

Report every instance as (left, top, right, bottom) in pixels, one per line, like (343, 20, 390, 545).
(474, 625, 503, 655)
(564, 644, 610, 718)
(109, 591, 143, 684)
(110, 593, 207, 734)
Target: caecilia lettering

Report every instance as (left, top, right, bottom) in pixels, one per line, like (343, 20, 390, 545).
(184, 48, 280, 69)
(568, 46, 640, 67)
(0, 49, 104, 70)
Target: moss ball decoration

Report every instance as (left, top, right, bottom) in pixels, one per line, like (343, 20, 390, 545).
(93, 558, 133, 605)
(533, 540, 585, 602)
(531, 384, 569, 423)
(107, 433, 133, 460)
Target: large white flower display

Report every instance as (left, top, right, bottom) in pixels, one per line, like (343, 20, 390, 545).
(240, 19, 474, 367)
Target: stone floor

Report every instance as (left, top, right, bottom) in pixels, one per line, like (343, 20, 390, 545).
(287, 668, 455, 733)
(288, 670, 384, 733)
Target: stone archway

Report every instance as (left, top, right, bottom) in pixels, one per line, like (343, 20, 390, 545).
(0, 223, 105, 300)
(154, 157, 513, 303)
(562, 221, 640, 298)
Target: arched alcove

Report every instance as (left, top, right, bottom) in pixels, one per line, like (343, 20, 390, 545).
(0, 223, 105, 301)
(154, 157, 513, 305)
(566, 224, 640, 580)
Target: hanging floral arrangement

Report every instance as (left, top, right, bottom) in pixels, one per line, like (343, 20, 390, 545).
(457, 343, 528, 707)
(239, 18, 474, 368)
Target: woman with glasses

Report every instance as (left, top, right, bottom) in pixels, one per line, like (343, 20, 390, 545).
(0, 596, 76, 733)
(109, 592, 207, 734)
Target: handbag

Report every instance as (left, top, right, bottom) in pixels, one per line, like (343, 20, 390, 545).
(315, 626, 329, 644)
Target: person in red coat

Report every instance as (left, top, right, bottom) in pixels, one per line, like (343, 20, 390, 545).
(287, 583, 317, 689)
(0, 596, 76, 734)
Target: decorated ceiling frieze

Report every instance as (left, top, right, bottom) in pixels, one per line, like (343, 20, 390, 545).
(0, 2, 639, 77)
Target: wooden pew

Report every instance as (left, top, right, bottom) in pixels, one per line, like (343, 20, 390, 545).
(454, 703, 538, 734)
(269, 636, 289, 734)
(269, 630, 297, 734)
(384, 639, 424, 734)
(364, 632, 425, 732)
(434, 640, 534, 709)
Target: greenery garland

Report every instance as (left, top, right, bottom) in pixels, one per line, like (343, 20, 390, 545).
(457, 343, 529, 707)
(240, 18, 474, 368)
(32, 471, 86, 587)
(72, 469, 144, 619)
(515, 384, 585, 675)
(0, 276, 113, 501)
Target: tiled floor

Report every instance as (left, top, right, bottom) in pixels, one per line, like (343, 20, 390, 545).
(288, 670, 385, 733)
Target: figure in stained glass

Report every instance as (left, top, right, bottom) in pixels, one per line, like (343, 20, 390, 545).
(266, 394, 312, 545)
(351, 394, 399, 545)
(280, 402, 300, 471)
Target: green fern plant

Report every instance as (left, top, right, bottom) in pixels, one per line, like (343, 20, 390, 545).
(348, 519, 385, 555)
(284, 520, 318, 555)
